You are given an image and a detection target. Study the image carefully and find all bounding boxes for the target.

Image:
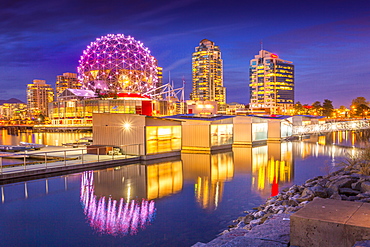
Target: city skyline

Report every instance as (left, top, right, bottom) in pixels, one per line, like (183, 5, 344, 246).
(2, 0, 370, 107)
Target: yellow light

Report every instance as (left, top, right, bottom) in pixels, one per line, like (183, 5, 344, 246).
(158, 127, 171, 136)
(123, 122, 131, 130)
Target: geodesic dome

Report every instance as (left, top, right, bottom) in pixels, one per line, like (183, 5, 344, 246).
(78, 34, 158, 95)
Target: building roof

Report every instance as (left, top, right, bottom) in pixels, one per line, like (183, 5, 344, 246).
(248, 114, 293, 120)
(162, 114, 235, 121)
(294, 115, 327, 119)
(59, 89, 96, 98)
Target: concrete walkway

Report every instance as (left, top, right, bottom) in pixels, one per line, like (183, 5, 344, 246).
(193, 213, 291, 247)
(193, 198, 370, 247)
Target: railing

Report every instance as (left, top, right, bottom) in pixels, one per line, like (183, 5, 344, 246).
(0, 144, 142, 175)
(292, 120, 370, 136)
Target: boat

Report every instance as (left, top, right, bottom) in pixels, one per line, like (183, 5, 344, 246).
(0, 145, 31, 152)
(19, 142, 45, 150)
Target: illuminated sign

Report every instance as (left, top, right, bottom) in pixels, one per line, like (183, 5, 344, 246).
(271, 54, 278, 58)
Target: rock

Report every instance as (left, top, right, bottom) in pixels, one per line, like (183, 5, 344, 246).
(281, 200, 290, 206)
(301, 188, 314, 197)
(330, 193, 342, 200)
(249, 218, 261, 227)
(327, 177, 356, 192)
(339, 187, 360, 196)
(350, 173, 362, 179)
(352, 181, 363, 191)
(360, 198, 370, 203)
(237, 216, 244, 222)
(348, 196, 359, 201)
(310, 185, 328, 198)
(361, 181, 370, 193)
(297, 188, 315, 202)
(254, 211, 265, 218)
(296, 194, 314, 203)
(341, 194, 349, 200)
(243, 215, 254, 224)
(288, 199, 299, 207)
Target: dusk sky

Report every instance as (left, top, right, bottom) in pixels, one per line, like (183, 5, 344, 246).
(2, 0, 370, 107)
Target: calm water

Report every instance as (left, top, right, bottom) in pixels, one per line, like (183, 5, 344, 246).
(0, 130, 366, 246)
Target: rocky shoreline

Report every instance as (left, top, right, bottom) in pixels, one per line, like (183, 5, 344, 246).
(227, 164, 370, 233)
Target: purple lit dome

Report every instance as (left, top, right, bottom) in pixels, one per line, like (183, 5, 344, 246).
(78, 34, 158, 94)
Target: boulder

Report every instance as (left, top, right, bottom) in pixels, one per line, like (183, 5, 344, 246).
(361, 181, 370, 193)
(327, 177, 357, 192)
(330, 193, 342, 200)
(310, 185, 329, 198)
(339, 187, 360, 196)
(243, 214, 254, 224)
(352, 181, 363, 191)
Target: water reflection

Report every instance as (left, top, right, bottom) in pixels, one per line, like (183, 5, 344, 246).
(254, 143, 293, 197)
(182, 152, 234, 210)
(80, 171, 156, 236)
(0, 129, 92, 146)
(300, 130, 370, 149)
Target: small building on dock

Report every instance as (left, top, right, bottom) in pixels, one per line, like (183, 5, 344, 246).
(92, 113, 182, 159)
(162, 115, 234, 153)
(232, 116, 268, 146)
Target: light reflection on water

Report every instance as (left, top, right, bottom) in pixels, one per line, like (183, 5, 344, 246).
(0, 129, 92, 146)
(0, 130, 365, 246)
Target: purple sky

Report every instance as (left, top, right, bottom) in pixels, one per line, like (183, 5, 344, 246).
(1, 0, 370, 107)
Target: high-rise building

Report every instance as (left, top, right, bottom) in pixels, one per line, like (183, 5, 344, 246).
(27, 79, 54, 119)
(190, 39, 226, 113)
(56, 72, 81, 98)
(249, 50, 294, 114)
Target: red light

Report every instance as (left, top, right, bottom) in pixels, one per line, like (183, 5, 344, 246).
(271, 54, 278, 58)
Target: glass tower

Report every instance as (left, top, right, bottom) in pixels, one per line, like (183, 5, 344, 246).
(191, 39, 226, 113)
(27, 79, 55, 118)
(56, 72, 81, 99)
(249, 50, 294, 114)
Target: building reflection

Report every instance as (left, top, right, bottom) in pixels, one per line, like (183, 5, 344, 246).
(81, 171, 156, 236)
(302, 130, 370, 150)
(233, 142, 294, 197)
(80, 160, 183, 236)
(182, 152, 234, 211)
(146, 161, 183, 200)
(0, 129, 91, 146)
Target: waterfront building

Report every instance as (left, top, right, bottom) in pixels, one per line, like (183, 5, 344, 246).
(27, 79, 54, 119)
(163, 115, 234, 152)
(186, 100, 218, 115)
(0, 102, 27, 123)
(92, 113, 182, 158)
(190, 39, 226, 113)
(55, 72, 81, 99)
(78, 34, 159, 95)
(226, 102, 248, 115)
(232, 116, 268, 146)
(48, 34, 182, 126)
(50, 93, 169, 126)
(249, 50, 294, 114)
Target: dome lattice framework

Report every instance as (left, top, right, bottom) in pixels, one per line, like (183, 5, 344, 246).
(78, 34, 158, 95)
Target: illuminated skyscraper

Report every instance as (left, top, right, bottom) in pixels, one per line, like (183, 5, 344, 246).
(56, 72, 81, 98)
(191, 39, 226, 113)
(27, 79, 54, 118)
(249, 50, 294, 114)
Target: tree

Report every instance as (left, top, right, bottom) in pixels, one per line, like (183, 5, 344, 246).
(293, 101, 305, 115)
(312, 101, 322, 116)
(322, 99, 334, 117)
(351, 97, 368, 107)
(357, 104, 370, 118)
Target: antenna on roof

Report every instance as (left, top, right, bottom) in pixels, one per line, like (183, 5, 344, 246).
(260, 40, 263, 51)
